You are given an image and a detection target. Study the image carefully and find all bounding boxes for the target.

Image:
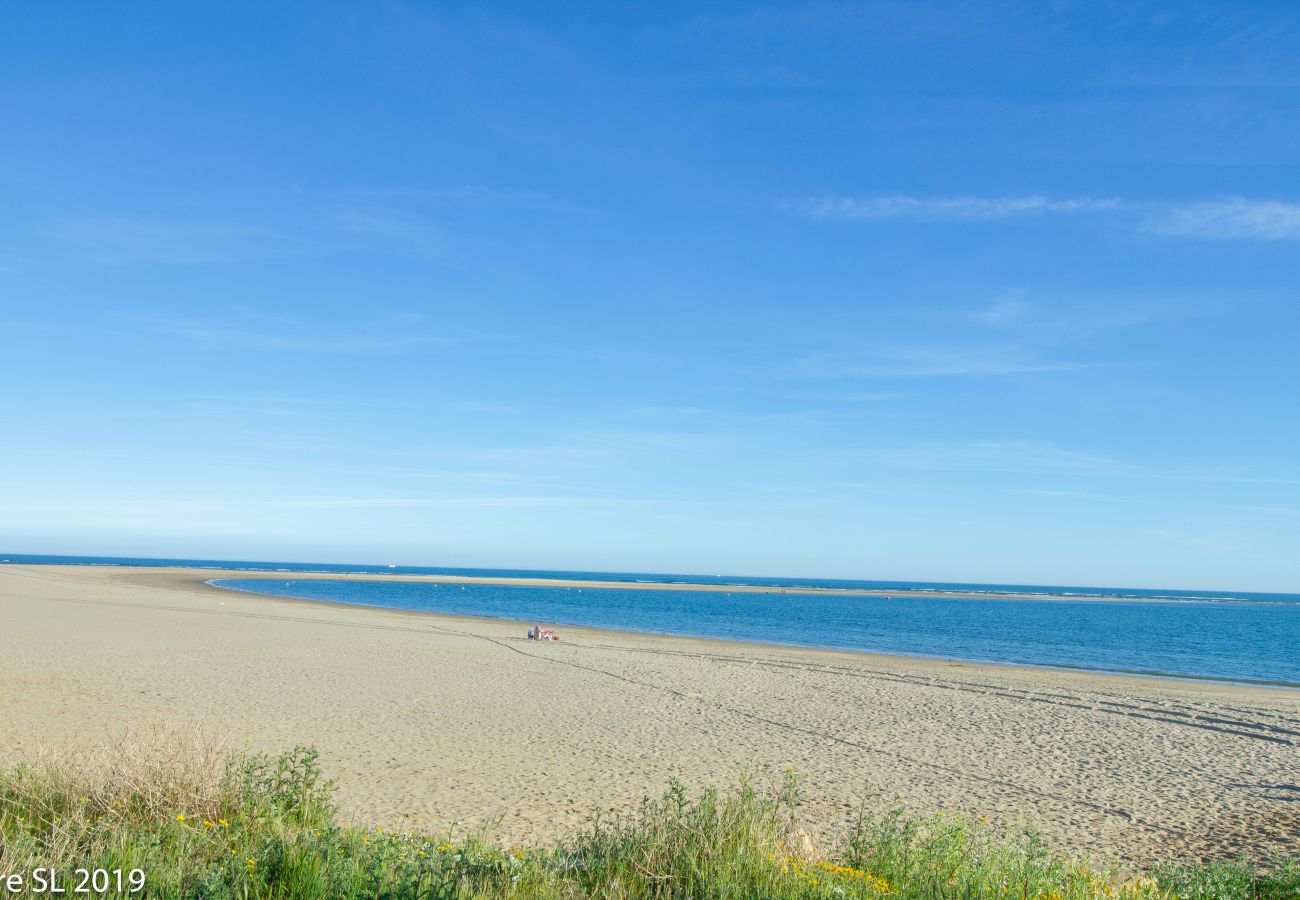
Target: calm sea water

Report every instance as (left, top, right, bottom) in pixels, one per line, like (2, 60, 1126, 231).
(8, 554, 1299, 686)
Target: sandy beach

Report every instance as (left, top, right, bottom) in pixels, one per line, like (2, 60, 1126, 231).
(2, 564, 1297, 864)
(91, 567, 1218, 602)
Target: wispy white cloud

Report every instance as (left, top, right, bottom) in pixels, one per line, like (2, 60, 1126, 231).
(799, 192, 1300, 241)
(758, 407, 918, 425)
(877, 440, 1126, 474)
(268, 496, 594, 510)
(777, 294, 1177, 388)
(970, 296, 1033, 327)
(779, 389, 913, 403)
(322, 206, 442, 255)
(792, 439, 1129, 478)
(794, 344, 1097, 378)
(841, 442, 1298, 488)
(189, 393, 525, 421)
(6, 496, 601, 525)
(1155, 468, 1300, 486)
(962, 295, 1188, 338)
(1010, 488, 1131, 502)
(623, 405, 711, 418)
(146, 310, 507, 355)
(576, 428, 729, 453)
(34, 182, 557, 268)
(878, 443, 1300, 487)
(1145, 198, 1300, 240)
(44, 216, 282, 265)
(800, 194, 1121, 223)
(190, 397, 365, 422)
(159, 323, 444, 354)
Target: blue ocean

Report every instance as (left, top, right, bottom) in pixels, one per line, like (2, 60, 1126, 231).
(8, 554, 1300, 687)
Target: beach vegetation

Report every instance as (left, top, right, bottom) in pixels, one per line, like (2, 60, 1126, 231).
(1, 734, 1294, 899)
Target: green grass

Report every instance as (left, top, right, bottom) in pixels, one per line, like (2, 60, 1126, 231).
(1, 737, 1295, 899)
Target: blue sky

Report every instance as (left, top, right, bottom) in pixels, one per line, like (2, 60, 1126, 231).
(2, 1, 1298, 591)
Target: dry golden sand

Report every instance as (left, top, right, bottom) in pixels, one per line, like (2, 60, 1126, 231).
(1, 564, 1297, 864)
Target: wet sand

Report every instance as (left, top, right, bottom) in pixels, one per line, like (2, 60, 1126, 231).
(2, 564, 1296, 863)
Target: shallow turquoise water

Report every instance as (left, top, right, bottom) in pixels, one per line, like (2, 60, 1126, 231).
(212, 576, 1300, 687)
(8, 555, 1297, 685)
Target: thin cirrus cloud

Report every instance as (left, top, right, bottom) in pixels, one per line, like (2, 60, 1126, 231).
(145, 309, 508, 355)
(269, 496, 596, 510)
(870, 440, 1126, 475)
(157, 323, 446, 355)
(35, 184, 554, 268)
(1010, 488, 1131, 502)
(1145, 198, 1300, 240)
(42, 208, 441, 266)
(799, 194, 1122, 223)
(33, 496, 602, 515)
(794, 344, 1097, 378)
(43, 216, 283, 265)
(800, 193, 1300, 240)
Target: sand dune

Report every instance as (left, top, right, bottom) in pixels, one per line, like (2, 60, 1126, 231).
(1, 564, 1296, 863)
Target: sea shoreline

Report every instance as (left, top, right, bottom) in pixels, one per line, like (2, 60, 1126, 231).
(10, 554, 1291, 604)
(4, 563, 1298, 863)
(204, 574, 1300, 692)
(14, 560, 1297, 692)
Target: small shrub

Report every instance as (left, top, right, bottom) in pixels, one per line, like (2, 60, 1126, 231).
(227, 745, 335, 828)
